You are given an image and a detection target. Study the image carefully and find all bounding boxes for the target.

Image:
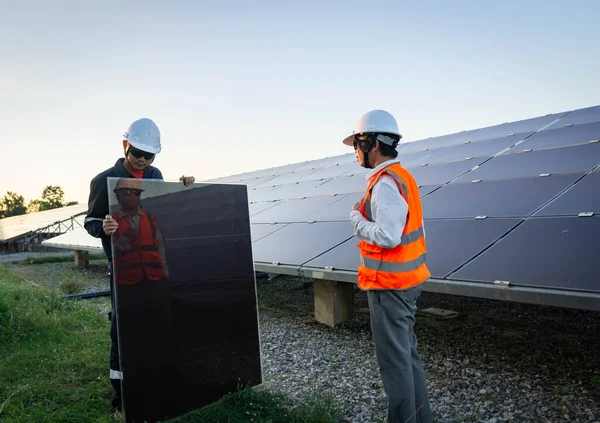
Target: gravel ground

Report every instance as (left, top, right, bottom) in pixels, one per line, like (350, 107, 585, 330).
(3, 257, 110, 295)
(3, 255, 599, 422)
(258, 276, 600, 423)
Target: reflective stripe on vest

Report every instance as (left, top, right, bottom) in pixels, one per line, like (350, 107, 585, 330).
(360, 253, 427, 273)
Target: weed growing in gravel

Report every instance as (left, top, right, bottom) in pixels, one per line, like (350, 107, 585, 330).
(59, 277, 86, 294)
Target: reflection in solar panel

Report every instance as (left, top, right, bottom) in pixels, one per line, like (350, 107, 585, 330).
(252, 221, 353, 265)
(421, 174, 582, 219)
(507, 121, 600, 153)
(450, 216, 600, 292)
(452, 143, 600, 183)
(543, 105, 600, 130)
(534, 171, 600, 216)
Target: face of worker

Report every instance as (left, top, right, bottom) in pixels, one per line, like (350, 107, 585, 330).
(116, 188, 142, 210)
(123, 140, 155, 171)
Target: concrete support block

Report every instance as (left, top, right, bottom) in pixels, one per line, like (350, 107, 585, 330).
(74, 250, 89, 268)
(313, 279, 354, 327)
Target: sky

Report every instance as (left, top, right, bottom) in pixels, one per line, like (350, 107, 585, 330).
(1, 0, 599, 204)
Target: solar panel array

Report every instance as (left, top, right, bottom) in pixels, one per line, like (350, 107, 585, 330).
(0, 203, 87, 242)
(207, 104, 600, 296)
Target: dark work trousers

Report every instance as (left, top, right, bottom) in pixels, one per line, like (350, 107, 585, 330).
(111, 272, 174, 422)
(367, 284, 433, 423)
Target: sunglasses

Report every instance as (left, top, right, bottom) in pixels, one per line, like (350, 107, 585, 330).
(115, 188, 143, 197)
(127, 146, 155, 160)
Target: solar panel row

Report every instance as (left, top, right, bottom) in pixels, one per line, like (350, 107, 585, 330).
(208, 104, 600, 296)
(40, 104, 600, 304)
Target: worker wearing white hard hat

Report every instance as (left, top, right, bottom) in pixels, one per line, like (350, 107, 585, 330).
(83, 117, 195, 420)
(344, 110, 433, 423)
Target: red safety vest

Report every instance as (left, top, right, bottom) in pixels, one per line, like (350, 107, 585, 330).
(111, 210, 165, 284)
(357, 162, 430, 290)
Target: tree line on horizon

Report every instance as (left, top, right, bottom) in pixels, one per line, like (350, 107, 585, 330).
(0, 186, 79, 219)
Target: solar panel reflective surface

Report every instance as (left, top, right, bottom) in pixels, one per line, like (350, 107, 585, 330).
(250, 223, 288, 241)
(421, 174, 582, 219)
(249, 201, 281, 216)
(544, 105, 600, 130)
(422, 218, 522, 278)
(107, 178, 261, 423)
(399, 130, 479, 153)
(452, 143, 600, 183)
(406, 159, 486, 186)
(304, 174, 367, 197)
(252, 221, 353, 265)
(422, 133, 530, 164)
(301, 193, 364, 222)
(463, 112, 567, 143)
(303, 236, 359, 271)
(450, 216, 600, 292)
(534, 171, 600, 216)
(506, 121, 600, 153)
(418, 185, 441, 197)
(252, 196, 344, 223)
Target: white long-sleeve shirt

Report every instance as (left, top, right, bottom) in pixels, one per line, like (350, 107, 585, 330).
(350, 159, 409, 249)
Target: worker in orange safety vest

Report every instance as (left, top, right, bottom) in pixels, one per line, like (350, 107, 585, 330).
(111, 178, 169, 285)
(342, 109, 432, 423)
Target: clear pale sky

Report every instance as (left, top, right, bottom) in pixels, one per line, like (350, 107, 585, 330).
(1, 1, 599, 204)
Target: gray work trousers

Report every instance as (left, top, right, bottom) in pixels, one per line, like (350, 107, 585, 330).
(367, 284, 432, 423)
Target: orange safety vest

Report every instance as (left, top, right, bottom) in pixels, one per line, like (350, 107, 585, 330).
(111, 210, 166, 284)
(357, 162, 430, 290)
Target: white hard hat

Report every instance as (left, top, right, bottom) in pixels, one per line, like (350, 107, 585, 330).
(123, 118, 162, 154)
(342, 109, 402, 146)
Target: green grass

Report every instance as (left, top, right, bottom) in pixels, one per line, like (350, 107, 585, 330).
(0, 264, 343, 423)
